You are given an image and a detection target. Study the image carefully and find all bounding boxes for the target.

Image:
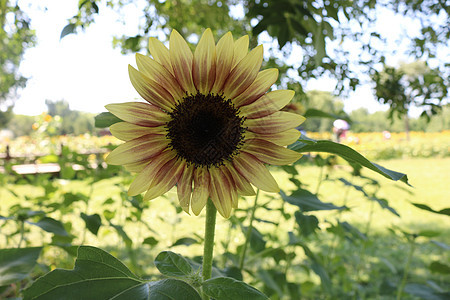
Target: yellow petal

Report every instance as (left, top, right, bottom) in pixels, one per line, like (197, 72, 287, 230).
(245, 111, 306, 134)
(143, 158, 186, 201)
(232, 35, 249, 68)
(209, 167, 234, 218)
(169, 29, 196, 94)
(136, 53, 184, 100)
(233, 68, 279, 107)
(128, 65, 176, 112)
(240, 90, 295, 119)
(222, 45, 263, 100)
(233, 152, 280, 193)
(124, 160, 149, 173)
(242, 139, 302, 165)
(105, 134, 168, 165)
(127, 150, 176, 196)
(106, 102, 170, 127)
(191, 167, 210, 215)
(245, 129, 301, 146)
(148, 37, 173, 75)
(210, 32, 234, 94)
(177, 164, 194, 214)
(224, 162, 255, 197)
(193, 28, 216, 94)
(110, 122, 166, 141)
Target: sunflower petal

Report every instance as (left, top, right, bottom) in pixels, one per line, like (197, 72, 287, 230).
(177, 164, 194, 214)
(224, 162, 255, 196)
(128, 65, 176, 112)
(239, 90, 295, 119)
(127, 150, 176, 196)
(233, 68, 279, 107)
(148, 37, 173, 74)
(245, 111, 306, 134)
(124, 160, 149, 173)
(191, 167, 210, 215)
(209, 167, 234, 218)
(143, 158, 186, 201)
(106, 102, 170, 127)
(169, 29, 196, 94)
(193, 28, 216, 94)
(233, 152, 279, 193)
(211, 32, 234, 94)
(245, 129, 301, 146)
(136, 53, 184, 100)
(105, 134, 168, 165)
(223, 45, 263, 99)
(232, 35, 249, 68)
(110, 122, 166, 141)
(242, 139, 302, 165)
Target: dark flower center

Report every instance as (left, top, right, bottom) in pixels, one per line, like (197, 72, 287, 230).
(166, 92, 246, 167)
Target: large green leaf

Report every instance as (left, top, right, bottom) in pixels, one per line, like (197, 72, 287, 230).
(289, 137, 409, 185)
(148, 279, 201, 300)
(304, 108, 352, 124)
(280, 189, 345, 212)
(23, 246, 147, 300)
(202, 277, 269, 300)
(95, 112, 122, 128)
(28, 217, 68, 236)
(0, 247, 42, 286)
(154, 251, 193, 278)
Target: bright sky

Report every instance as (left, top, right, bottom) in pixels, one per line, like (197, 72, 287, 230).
(12, 0, 438, 117)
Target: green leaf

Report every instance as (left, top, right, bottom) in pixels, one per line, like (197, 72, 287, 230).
(154, 251, 193, 278)
(29, 217, 68, 236)
(110, 223, 132, 247)
(280, 189, 345, 212)
(314, 22, 326, 65)
(202, 277, 269, 300)
(149, 279, 201, 300)
(143, 236, 159, 246)
(23, 246, 148, 300)
(80, 213, 102, 235)
(171, 237, 198, 247)
(0, 247, 42, 286)
(289, 137, 410, 185)
(60, 23, 76, 40)
(295, 211, 319, 237)
(411, 203, 450, 216)
(95, 112, 122, 128)
(304, 108, 352, 124)
(429, 261, 450, 274)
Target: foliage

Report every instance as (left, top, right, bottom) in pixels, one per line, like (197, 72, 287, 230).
(0, 0, 35, 127)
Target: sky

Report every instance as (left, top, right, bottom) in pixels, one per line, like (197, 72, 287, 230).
(11, 0, 436, 117)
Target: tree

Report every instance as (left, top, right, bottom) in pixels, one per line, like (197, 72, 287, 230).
(0, 0, 35, 127)
(45, 99, 95, 135)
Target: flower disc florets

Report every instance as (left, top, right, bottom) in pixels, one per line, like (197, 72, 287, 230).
(166, 92, 246, 168)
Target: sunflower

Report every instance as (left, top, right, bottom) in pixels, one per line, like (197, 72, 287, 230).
(105, 29, 305, 218)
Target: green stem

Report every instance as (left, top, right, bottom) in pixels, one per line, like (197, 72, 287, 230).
(396, 237, 416, 300)
(202, 199, 217, 299)
(239, 189, 260, 270)
(315, 166, 324, 195)
(17, 221, 25, 248)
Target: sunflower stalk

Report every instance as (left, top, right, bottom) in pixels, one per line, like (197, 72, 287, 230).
(202, 198, 217, 299)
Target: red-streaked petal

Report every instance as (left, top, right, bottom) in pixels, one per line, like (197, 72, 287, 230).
(110, 122, 166, 141)
(224, 162, 255, 196)
(124, 160, 150, 173)
(128, 65, 176, 112)
(209, 167, 234, 218)
(143, 158, 186, 201)
(222, 45, 263, 99)
(233, 69, 279, 107)
(193, 28, 216, 94)
(105, 102, 170, 127)
(177, 164, 194, 214)
(245, 129, 301, 146)
(240, 90, 295, 119)
(127, 150, 176, 196)
(232, 35, 249, 68)
(148, 37, 173, 75)
(245, 111, 306, 134)
(169, 29, 196, 94)
(191, 167, 210, 215)
(105, 134, 168, 165)
(211, 32, 234, 94)
(136, 53, 185, 100)
(242, 139, 302, 165)
(219, 165, 241, 208)
(233, 152, 279, 193)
